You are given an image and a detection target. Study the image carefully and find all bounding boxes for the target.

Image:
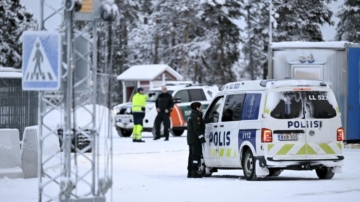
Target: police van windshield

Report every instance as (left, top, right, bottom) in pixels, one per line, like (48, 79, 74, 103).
(269, 91, 337, 119)
(145, 90, 173, 102)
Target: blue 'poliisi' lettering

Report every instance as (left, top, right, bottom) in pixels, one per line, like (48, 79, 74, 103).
(287, 121, 322, 128)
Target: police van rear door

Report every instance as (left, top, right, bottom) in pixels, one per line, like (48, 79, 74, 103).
(264, 89, 307, 160)
(302, 89, 343, 159)
(265, 88, 342, 160)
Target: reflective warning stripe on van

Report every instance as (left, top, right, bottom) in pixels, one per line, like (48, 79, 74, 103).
(268, 143, 343, 155)
(263, 94, 270, 114)
(209, 148, 237, 157)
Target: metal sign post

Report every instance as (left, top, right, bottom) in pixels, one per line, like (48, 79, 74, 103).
(23, 0, 118, 201)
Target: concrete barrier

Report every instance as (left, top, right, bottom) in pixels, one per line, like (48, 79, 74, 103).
(0, 129, 24, 179)
(20, 127, 38, 178)
(20, 126, 62, 179)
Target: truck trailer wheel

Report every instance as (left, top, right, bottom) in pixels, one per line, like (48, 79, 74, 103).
(316, 167, 335, 179)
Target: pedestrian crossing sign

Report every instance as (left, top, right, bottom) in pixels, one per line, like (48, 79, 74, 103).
(22, 31, 61, 91)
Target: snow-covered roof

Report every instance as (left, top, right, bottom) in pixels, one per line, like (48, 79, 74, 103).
(116, 64, 183, 81)
(0, 67, 22, 78)
(270, 41, 355, 49)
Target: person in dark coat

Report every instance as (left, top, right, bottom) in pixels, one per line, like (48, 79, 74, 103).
(154, 85, 174, 141)
(187, 101, 206, 178)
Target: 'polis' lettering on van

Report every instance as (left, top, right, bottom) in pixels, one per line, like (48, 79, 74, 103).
(209, 131, 231, 146)
(287, 121, 322, 128)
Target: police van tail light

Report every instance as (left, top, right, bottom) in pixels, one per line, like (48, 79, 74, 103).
(337, 127, 344, 141)
(261, 128, 272, 143)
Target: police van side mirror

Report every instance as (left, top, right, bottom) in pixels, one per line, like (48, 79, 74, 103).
(174, 97, 182, 103)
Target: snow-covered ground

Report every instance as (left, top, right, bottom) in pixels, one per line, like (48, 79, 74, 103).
(1, 130, 360, 201)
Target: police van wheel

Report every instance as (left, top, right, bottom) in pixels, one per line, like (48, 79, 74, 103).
(316, 167, 335, 179)
(268, 169, 283, 177)
(242, 149, 257, 181)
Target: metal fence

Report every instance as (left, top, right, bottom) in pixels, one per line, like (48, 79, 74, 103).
(0, 78, 38, 140)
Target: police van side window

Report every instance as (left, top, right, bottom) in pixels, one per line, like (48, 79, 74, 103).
(241, 93, 262, 120)
(205, 96, 224, 123)
(222, 94, 245, 122)
(174, 90, 190, 103)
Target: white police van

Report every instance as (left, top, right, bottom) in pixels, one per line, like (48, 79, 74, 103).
(201, 79, 344, 181)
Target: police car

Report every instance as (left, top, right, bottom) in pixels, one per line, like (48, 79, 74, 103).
(201, 79, 344, 181)
(113, 84, 219, 137)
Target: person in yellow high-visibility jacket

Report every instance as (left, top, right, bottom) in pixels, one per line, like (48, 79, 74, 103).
(131, 87, 148, 142)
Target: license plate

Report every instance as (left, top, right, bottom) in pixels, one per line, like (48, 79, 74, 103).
(277, 133, 299, 141)
(116, 115, 132, 123)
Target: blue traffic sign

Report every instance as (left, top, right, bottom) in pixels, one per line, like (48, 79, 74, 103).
(22, 31, 61, 91)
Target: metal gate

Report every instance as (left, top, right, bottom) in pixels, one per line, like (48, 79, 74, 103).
(0, 78, 38, 139)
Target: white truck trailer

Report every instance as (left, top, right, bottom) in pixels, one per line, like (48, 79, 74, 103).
(268, 41, 360, 143)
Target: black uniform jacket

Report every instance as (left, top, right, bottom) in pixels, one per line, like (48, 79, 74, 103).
(155, 92, 174, 112)
(187, 109, 205, 145)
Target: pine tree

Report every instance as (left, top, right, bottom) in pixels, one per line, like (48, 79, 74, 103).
(123, 0, 164, 69)
(0, 0, 37, 68)
(242, 0, 269, 80)
(110, 0, 141, 104)
(272, 0, 334, 42)
(335, 0, 360, 42)
(200, 0, 244, 85)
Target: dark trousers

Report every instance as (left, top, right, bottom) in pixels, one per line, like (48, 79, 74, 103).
(133, 112, 145, 125)
(187, 143, 202, 172)
(154, 112, 170, 138)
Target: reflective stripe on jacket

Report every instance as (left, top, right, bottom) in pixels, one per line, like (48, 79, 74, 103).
(132, 93, 147, 112)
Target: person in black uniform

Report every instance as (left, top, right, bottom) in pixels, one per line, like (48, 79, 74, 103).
(187, 101, 206, 178)
(154, 85, 174, 141)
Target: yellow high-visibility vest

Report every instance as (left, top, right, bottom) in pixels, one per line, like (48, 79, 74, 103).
(131, 93, 148, 112)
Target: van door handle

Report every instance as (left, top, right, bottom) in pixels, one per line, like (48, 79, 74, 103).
(214, 125, 218, 128)
(220, 125, 224, 127)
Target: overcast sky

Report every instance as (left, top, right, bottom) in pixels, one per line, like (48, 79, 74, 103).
(20, 0, 344, 40)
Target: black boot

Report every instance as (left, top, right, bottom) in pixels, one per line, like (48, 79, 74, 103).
(137, 139, 145, 142)
(190, 171, 199, 178)
(153, 135, 160, 140)
(164, 137, 169, 141)
(133, 139, 138, 142)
